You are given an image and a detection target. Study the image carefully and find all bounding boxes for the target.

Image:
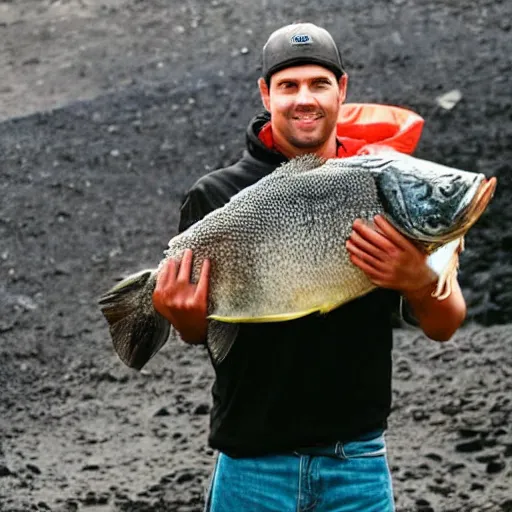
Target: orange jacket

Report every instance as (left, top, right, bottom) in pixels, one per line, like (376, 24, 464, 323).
(258, 103, 424, 157)
(336, 103, 424, 156)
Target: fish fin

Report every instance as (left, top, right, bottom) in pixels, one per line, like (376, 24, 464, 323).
(273, 153, 326, 175)
(208, 308, 319, 323)
(207, 320, 239, 365)
(430, 237, 464, 300)
(318, 302, 345, 314)
(317, 285, 376, 314)
(208, 287, 378, 324)
(98, 269, 170, 370)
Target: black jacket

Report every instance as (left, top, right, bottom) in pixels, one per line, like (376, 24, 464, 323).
(177, 111, 413, 457)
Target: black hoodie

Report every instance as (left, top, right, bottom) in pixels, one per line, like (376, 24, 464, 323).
(177, 111, 406, 457)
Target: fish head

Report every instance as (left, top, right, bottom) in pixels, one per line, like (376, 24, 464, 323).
(374, 156, 497, 251)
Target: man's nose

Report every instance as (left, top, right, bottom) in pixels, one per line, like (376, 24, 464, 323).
(295, 85, 315, 105)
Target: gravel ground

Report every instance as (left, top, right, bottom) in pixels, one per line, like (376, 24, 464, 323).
(0, 1, 511, 511)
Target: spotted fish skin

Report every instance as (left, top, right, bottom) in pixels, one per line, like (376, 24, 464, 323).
(163, 155, 383, 323)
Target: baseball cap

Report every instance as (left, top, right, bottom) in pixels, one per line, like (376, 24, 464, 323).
(262, 22, 345, 84)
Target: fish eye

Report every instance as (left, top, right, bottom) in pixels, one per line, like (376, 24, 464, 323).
(438, 175, 462, 198)
(439, 186, 455, 197)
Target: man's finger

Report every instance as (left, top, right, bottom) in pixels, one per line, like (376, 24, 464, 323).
(349, 254, 387, 283)
(373, 215, 417, 252)
(153, 259, 178, 316)
(167, 258, 179, 286)
(348, 230, 387, 262)
(352, 219, 396, 253)
(195, 258, 211, 305)
(157, 257, 173, 287)
(346, 240, 386, 272)
(177, 248, 193, 282)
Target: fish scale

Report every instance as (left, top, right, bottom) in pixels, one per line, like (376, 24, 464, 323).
(163, 158, 384, 322)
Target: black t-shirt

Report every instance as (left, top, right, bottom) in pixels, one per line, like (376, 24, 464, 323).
(177, 112, 410, 458)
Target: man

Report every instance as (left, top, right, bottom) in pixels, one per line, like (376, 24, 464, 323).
(153, 22, 467, 512)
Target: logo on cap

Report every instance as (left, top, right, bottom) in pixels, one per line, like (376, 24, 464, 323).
(290, 34, 312, 45)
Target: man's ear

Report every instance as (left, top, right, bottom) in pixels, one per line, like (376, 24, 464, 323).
(338, 74, 348, 105)
(258, 77, 271, 112)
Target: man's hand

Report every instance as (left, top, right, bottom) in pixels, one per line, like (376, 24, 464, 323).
(346, 214, 437, 292)
(346, 214, 466, 341)
(152, 248, 210, 344)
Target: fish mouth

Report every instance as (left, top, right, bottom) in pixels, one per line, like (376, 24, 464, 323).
(457, 175, 497, 232)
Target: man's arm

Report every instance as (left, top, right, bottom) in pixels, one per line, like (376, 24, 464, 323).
(401, 275, 466, 341)
(346, 214, 466, 341)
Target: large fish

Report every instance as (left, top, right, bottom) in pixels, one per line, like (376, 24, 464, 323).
(98, 152, 496, 370)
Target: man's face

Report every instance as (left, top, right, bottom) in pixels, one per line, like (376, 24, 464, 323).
(259, 64, 347, 158)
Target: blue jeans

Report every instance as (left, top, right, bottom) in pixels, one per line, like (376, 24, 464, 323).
(204, 430, 395, 511)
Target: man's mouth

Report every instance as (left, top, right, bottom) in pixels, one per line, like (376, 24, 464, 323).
(292, 113, 322, 121)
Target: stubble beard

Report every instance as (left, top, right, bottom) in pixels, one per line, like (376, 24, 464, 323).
(286, 114, 336, 151)
(287, 131, 329, 150)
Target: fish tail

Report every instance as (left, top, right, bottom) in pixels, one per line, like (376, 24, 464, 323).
(98, 269, 170, 370)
